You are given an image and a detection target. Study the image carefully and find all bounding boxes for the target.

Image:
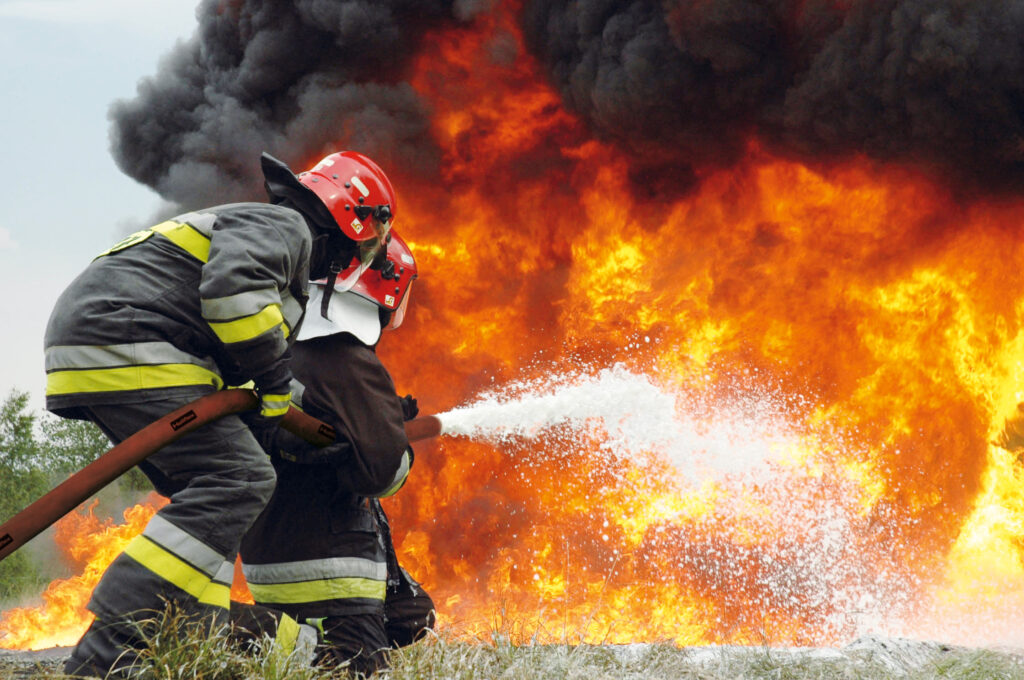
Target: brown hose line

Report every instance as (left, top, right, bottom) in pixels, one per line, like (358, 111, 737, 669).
(0, 390, 443, 563)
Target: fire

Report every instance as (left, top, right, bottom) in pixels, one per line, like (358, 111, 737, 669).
(6, 0, 1024, 652)
(379, 0, 1024, 647)
(0, 494, 254, 651)
(0, 495, 167, 650)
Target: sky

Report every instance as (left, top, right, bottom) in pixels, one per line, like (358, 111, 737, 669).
(0, 0, 201, 412)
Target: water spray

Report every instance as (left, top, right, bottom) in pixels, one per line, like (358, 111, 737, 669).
(425, 363, 803, 481)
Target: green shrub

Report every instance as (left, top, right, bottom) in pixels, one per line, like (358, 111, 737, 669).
(0, 389, 150, 602)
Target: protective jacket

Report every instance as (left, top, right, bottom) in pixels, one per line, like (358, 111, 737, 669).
(240, 333, 412, 620)
(50, 201, 313, 678)
(44, 202, 311, 418)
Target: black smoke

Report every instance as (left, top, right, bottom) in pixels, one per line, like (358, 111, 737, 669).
(111, 0, 1024, 207)
(523, 0, 1024, 195)
(110, 0, 466, 207)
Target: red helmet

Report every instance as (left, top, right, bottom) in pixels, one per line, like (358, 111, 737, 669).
(299, 151, 396, 292)
(299, 151, 396, 240)
(351, 231, 418, 331)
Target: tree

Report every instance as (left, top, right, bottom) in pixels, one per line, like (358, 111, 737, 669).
(0, 390, 157, 600)
(36, 412, 110, 475)
(0, 390, 49, 599)
(36, 411, 151, 491)
(0, 390, 45, 520)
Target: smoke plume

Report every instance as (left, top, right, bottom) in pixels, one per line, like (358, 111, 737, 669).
(522, 0, 1024, 194)
(111, 0, 1024, 205)
(110, 0, 459, 206)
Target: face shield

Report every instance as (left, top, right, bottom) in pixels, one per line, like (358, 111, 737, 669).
(385, 279, 414, 331)
(329, 207, 392, 293)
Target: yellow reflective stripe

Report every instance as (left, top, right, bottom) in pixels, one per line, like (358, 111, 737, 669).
(248, 577, 386, 604)
(95, 229, 155, 257)
(207, 304, 288, 344)
(261, 405, 290, 418)
(274, 614, 300, 659)
(378, 473, 407, 499)
(123, 536, 228, 610)
(46, 364, 224, 396)
(377, 450, 411, 498)
(151, 220, 212, 262)
(260, 393, 291, 418)
(197, 581, 231, 610)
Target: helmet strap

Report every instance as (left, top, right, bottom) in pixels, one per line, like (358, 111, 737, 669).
(308, 233, 333, 280)
(320, 266, 339, 320)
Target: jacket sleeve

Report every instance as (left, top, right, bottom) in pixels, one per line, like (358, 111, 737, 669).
(198, 205, 311, 379)
(284, 334, 412, 497)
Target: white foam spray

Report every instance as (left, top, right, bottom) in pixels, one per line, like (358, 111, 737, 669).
(429, 362, 1020, 648)
(430, 362, 926, 643)
(439, 363, 675, 449)
(436, 362, 803, 481)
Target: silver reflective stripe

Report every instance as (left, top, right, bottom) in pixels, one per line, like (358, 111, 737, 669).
(288, 379, 305, 408)
(177, 211, 217, 237)
(201, 287, 280, 322)
(143, 515, 226, 577)
(377, 450, 411, 498)
(45, 342, 219, 372)
(212, 560, 235, 585)
(243, 556, 386, 585)
(260, 393, 291, 417)
(280, 289, 304, 328)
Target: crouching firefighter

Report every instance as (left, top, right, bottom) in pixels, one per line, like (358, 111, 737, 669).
(233, 231, 435, 675)
(44, 150, 398, 678)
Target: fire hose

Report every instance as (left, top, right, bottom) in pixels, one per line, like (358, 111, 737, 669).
(0, 390, 442, 564)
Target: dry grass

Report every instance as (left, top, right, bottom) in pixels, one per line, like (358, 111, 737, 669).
(383, 631, 1024, 680)
(5, 612, 1024, 680)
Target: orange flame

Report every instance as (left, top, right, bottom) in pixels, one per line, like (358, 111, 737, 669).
(0, 494, 254, 651)
(378, 0, 1024, 646)
(6, 0, 1024, 651)
(0, 495, 167, 650)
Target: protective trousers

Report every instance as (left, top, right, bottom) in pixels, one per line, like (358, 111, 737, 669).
(63, 396, 276, 678)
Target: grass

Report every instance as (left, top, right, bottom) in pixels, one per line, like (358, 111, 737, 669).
(4, 612, 1024, 680)
(382, 635, 1024, 680)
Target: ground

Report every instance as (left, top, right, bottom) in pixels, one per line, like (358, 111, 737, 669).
(4, 636, 1024, 679)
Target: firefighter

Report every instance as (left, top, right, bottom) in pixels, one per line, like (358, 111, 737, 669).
(45, 150, 398, 678)
(235, 231, 434, 675)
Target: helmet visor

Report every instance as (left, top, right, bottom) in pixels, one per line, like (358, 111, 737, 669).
(385, 280, 413, 331)
(331, 217, 391, 292)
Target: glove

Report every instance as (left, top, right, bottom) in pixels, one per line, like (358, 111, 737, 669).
(275, 426, 354, 466)
(245, 414, 283, 457)
(399, 394, 419, 422)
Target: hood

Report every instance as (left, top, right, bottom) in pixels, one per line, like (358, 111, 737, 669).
(260, 152, 338, 234)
